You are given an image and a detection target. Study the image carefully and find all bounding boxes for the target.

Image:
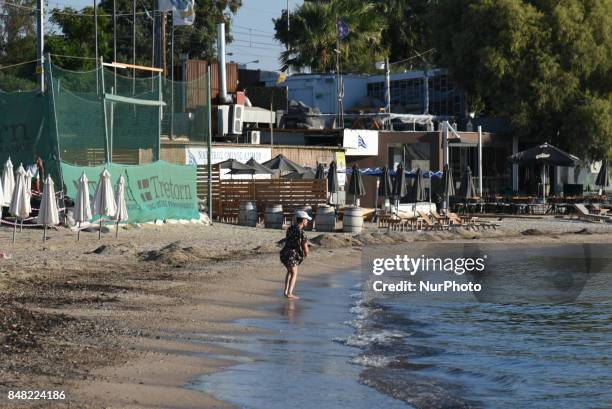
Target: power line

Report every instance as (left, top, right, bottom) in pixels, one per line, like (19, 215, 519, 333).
(233, 24, 275, 35)
(0, 58, 41, 70)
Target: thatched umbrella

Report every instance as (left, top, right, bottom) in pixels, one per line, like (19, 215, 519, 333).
(347, 164, 366, 205)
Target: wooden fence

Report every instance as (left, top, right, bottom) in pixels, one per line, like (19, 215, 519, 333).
(216, 179, 327, 222)
(195, 165, 327, 221)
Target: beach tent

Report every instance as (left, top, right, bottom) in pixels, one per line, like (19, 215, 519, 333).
(347, 164, 366, 205)
(74, 172, 92, 241)
(37, 175, 59, 241)
(9, 165, 31, 243)
(93, 168, 117, 239)
(114, 174, 129, 238)
(509, 143, 580, 203)
(596, 158, 609, 193)
(263, 154, 306, 174)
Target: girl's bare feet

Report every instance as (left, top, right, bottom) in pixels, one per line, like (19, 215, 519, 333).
(287, 294, 300, 300)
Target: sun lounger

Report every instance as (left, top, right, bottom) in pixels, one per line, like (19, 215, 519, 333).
(572, 204, 611, 223)
(417, 211, 448, 231)
(431, 210, 451, 226)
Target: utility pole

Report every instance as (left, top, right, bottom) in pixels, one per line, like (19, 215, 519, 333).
(385, 57, 391, 130)
(94, 0, 99, 92)
(161, 12, 167, 76)
(113, 0, 117, 91)
(132, 0, 136, 94)
(36, 0, 44, 92)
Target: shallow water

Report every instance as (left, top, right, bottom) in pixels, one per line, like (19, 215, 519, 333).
(193, 244, 611, 409)
(193, 271, 411, 408)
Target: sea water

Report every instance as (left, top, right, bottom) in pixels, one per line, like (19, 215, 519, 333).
(194, 244, 611, 409)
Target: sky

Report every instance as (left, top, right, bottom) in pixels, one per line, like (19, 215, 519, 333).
(62, 0, 303, 72)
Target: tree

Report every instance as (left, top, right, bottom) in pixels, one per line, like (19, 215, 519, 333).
(431, 0, 612, 159)
(0, 0, 37, 89)
(378, 0, 435, 69)
(46, 6, 111, 71)
(273, 0, 386, 73)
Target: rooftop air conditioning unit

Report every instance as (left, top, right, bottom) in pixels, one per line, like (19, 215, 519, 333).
(230, 104, 244, 135)
(249, 131, 261, 144)
(217, 105, 230, 136)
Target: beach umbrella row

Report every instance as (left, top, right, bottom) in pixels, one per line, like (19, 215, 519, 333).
(73, 169, 128, 240)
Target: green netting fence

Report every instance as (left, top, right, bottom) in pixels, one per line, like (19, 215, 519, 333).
(0, 56, 211, 219)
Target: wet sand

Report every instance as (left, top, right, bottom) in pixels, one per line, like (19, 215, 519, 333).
(0, 218, 610, 408)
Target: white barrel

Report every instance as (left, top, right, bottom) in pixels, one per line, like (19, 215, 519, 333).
(343, 206, 363, 233)
(239, 201, 257, 227)
(264, 204, 284, 229)
(315, 205, 336, 232)
(294, 205, 313, 230)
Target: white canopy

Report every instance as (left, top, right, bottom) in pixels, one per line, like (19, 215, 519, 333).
(9, 165, 31, 219)
(114, 175, 128, 222)
(37, 175, 59, 226)
(74, 172, 92, 223)
(2, 158, 14, 207)
(93, 169, 117, 217)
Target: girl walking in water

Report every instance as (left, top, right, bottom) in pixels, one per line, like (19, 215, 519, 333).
(280, 210, 311, 299)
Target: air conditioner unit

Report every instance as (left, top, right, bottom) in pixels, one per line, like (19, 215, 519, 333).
(230, 104, 244, 134)
(217, 105, 230, 136)
(249, 131, 261, 144)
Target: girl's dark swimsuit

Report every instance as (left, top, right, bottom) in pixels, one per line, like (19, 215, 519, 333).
(280, 224, 307, 267)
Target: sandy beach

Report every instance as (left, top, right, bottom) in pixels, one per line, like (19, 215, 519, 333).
(1, 217, 611, 408)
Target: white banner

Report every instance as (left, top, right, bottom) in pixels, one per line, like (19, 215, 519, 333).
(343, 129, 379, 156)
(186, 146, 272, 179)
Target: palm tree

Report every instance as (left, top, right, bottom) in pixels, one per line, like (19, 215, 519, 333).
(273, 0, 386, 73)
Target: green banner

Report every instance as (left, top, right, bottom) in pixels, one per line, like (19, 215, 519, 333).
(61, 161, 199, 223)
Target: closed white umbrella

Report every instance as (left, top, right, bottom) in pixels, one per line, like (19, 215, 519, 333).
(37, 175, 59, 241)
(114, 174, 128, 238)
(74, 172, 92, 241)
(9, 165, 31, 243)
(2, 158, 14, 207)
(93, 168, 117, 239)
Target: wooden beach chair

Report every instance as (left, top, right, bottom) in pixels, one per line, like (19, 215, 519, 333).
(431, 210, 450, 227)
(417, 211, 446, 231)
(572, 204, 611, 223)
(590, 203, 609, 216)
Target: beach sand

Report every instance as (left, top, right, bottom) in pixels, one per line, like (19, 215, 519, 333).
(0, 217, 610, 408)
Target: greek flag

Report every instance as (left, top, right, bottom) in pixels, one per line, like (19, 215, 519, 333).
(336, 20, 349, 40)
(357, 135, 368, 149)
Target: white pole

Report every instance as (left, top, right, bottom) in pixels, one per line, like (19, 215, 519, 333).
(512, 135, 519, 192)
(36, 0, 44, 91)
(442, 121, 449, 210)
(478, 125, 483, 196)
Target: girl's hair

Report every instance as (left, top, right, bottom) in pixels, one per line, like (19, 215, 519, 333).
(296, 217, 306, 224)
